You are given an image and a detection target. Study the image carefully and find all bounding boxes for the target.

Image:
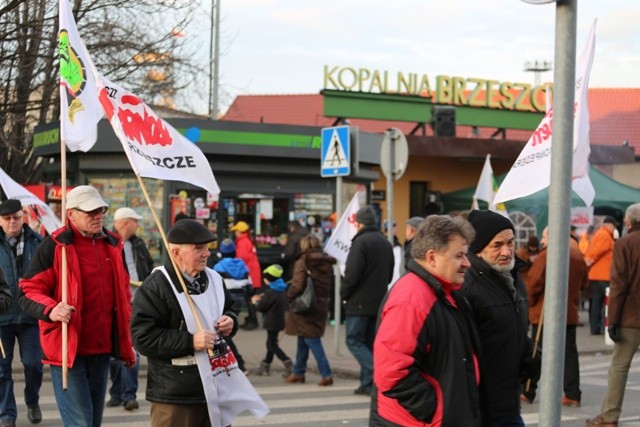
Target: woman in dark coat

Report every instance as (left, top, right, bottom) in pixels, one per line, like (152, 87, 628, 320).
(284, 235, 336, 386)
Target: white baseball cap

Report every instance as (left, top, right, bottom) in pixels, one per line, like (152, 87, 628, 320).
(66, 186, 108, 211)
(114, 207, 143, 221)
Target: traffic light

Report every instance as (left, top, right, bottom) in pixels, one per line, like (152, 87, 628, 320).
(431, 106, 456, 137)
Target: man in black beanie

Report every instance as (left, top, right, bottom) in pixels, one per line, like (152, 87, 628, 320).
(462, 210, 539, 427)
(341, 206, 394, 396)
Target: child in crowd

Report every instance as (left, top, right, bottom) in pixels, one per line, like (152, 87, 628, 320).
(251, 264, 292, 377)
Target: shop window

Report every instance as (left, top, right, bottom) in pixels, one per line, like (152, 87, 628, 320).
(90, 177, 165, 264)
(509, 211, 537, 250)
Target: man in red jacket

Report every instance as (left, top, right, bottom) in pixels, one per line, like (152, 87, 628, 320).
(231, 221, 262, 330)
(371, 215, 481, 426)
(18, 185, 135, 427)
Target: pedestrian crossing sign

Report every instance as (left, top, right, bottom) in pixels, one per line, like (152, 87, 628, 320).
(321, 125, 350, 177)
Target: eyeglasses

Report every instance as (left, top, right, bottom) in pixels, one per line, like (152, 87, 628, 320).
(0, 214, 23, 222)
(74, 207, 108, 217)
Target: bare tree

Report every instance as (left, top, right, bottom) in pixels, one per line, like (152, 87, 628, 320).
(0, 0, 204, 183)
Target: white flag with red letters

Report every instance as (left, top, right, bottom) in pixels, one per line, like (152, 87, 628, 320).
(494, 21, 596, 206)
(92, 75, 220, 195)
(324, 193, 361, 265)
(0, 167, 61, 234)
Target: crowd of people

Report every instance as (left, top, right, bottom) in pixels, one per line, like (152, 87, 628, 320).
(0, 183, 639, 426)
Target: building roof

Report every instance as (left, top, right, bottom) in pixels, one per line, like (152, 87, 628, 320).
(222, 89, 640, 156)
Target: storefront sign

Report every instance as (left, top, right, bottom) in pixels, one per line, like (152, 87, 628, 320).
(323, 65, 548, 113)
(371, 190, 385, 201)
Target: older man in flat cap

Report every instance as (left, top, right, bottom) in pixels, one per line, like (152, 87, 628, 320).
(0, 199, 44, 427)
(461, 210, 539, 427)
(18, 185, 135, 427)
(131, 219, 268, 427)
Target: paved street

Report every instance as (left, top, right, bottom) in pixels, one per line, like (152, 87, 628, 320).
(8, 308, 640, 426)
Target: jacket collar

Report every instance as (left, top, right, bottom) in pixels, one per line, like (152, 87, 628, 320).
(352, 225, 381, 241)
(53, 222, 120, 247)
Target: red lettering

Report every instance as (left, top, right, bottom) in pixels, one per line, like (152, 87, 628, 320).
(98, 88, 115, 120)
(117, 95, 173, 146)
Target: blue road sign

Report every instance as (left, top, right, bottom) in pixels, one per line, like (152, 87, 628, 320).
(321, 126, 350, 177)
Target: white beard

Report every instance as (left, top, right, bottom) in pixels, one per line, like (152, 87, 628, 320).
(490, 257, 515, 273)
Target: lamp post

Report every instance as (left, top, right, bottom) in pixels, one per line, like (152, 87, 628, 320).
(209, 0, 220, 120)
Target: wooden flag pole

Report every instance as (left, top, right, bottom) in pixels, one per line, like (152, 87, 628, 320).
(525, 302, 544, 393)
(60, 127, 69, 390)
(134, 174, 214, 357)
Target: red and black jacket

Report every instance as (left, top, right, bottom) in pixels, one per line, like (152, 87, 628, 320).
(370, 259, 482, 427)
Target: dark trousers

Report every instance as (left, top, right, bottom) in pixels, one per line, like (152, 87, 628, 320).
(589, 280, 609, 334)
(523, 324, 581, 401)
(264, 330, 289, 364)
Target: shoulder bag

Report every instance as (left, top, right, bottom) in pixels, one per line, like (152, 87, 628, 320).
(290, 270, 316, 314)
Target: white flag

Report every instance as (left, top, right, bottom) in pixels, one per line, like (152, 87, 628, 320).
(472, 154, 494, 207)
(324, 193, 361, 265)
(59, 0, 103, 151)
(92, 75, 220, 195)
(472, 154, 509, 217)
(573, 21, 596, 180)
(494, 22, 597, 206)
(0, 167, 61, 234)
(571, 21, 597, 206)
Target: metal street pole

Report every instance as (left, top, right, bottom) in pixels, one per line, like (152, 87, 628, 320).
(333, 176, 343, 356)
(208, 0, 220, 120)
(386, 129, 395, 245)
(208, 0, 214, 119)
(538, 1, 577, 426)
(212, 0, 221, 120)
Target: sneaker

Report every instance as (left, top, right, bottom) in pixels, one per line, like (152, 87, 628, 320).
(27, 404, 42, 424)
(561, 396, 580, 407)
(0, 419, 16, 427)
(353, 386, 371, 396)
(106, 397, 123, 407)
(124, 400, 139, 411)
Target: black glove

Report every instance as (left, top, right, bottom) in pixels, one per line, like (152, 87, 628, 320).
(608, 325, 621, 343)
(520, 345, 542, 382)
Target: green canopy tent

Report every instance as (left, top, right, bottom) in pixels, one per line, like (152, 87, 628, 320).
(441, 166, 640, 234)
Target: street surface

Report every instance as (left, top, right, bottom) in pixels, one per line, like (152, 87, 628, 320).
(8, 352, 640, 426)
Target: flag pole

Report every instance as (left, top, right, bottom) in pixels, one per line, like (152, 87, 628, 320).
(134, 174, 214, 357)
(525, 303, 544, 393)
(60, 121, 69, 390)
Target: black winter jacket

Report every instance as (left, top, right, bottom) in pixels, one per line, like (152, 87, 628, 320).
(255, 279, 288, 332)
(0, 224, 42, 325)
(125, 234, 154, 281)
(341, 226, 394, 316)
(370, 259, 482, 426)
(130, 261, 237, 404)
(462, 253, 533, 424)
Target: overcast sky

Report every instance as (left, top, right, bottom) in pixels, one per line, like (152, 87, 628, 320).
(184, 0, 640, 114)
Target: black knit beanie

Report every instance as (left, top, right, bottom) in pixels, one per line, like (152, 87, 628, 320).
(468, 210, 514, 254)
(355, 206, 376, 227)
